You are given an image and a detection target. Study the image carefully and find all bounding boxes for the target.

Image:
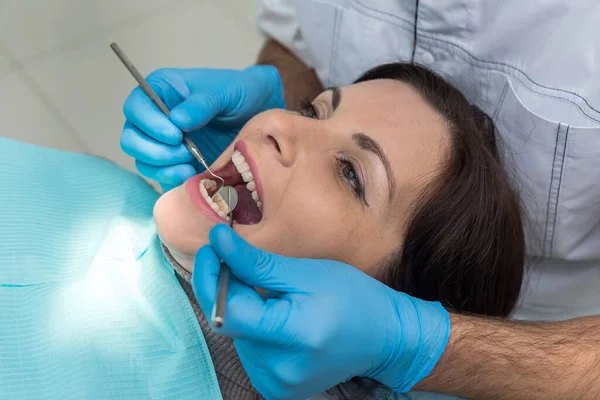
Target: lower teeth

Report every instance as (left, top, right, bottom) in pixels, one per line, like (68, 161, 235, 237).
(199, 179, 229, 218)
(199, 170, 264, 219)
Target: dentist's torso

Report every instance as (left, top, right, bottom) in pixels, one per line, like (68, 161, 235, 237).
(259, 0, 600, 321)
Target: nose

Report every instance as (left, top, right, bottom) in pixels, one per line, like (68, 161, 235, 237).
(260, 111, 303, 167)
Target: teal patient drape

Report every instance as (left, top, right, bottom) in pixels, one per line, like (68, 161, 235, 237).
(0, 138, 221, 399)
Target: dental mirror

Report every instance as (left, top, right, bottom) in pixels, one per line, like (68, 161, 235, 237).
(212, 185, 238, 328)
(219, 186, 238, 214)
(220, 186, 238, 214)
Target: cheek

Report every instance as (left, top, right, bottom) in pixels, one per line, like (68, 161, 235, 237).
(239, 173, 378, 269)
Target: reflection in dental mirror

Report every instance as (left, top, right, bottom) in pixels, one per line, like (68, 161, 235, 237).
(219, 185, 239, 215)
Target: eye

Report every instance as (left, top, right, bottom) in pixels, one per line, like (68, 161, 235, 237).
(299, 99, 319, 119)
(341, 162, 358, 187)
(336, 157, 366, 204)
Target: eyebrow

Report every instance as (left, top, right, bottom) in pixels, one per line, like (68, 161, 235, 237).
(327, 87, 396, 202)
(353, 133, 396, 202)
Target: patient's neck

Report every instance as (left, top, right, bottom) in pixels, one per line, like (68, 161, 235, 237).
(163, 245, 194, 273)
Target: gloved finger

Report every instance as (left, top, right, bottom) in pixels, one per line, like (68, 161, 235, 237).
(170, 91, 234, 133)
(160, 182, 179, 192)
(121, 122, 194, 166)
(192, 240, 294, 344)
(208, 224, 317, 293)
(214, 273, 267, 336)
(260, 290, 282, 300)
(191, 245, 221, 315)
(191, 245, 271, 339)
(214, 273, 297, 344)
(123, 86, 182, 146)
(191, 243, 267, 334)
(135, 160, 196, 187)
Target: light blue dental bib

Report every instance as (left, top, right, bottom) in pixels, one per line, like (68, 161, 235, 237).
(0, 138, 221, 399)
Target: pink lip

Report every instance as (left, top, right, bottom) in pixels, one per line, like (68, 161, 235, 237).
(184, 140, 265, 223)
(234, 140, 265, 210)
(185, 174, 226, 223)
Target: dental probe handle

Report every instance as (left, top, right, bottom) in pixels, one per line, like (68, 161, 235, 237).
(212, 214, 234, 328)
(109, 42, 212, 173)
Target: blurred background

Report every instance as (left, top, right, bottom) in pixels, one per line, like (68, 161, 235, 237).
(0, 0, 262, 176)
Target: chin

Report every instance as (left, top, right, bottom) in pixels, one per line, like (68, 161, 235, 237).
(153, 186, 212, 257)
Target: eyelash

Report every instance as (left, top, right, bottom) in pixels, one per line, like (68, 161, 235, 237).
(299, 99, 319, 119)
(300, 98, 367, 204)
(336, 157, 367, 203)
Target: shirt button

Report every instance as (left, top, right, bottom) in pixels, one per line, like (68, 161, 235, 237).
(420, 51, 435, 64)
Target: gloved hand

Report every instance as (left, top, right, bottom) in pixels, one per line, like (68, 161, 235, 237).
(120, 66, 285, 191)
(192, 224, 451, 400)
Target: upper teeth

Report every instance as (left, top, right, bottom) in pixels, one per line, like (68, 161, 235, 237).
(198, 179, 230, 219)
(231, 150, 262, 210)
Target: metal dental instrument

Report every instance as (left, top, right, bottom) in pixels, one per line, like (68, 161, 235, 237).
(112, 42, 239, 326)
(212, 186, 238, 328)
(110, 42, 226, 196)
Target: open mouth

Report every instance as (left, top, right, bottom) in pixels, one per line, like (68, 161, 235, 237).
(190, 142, 263, 225)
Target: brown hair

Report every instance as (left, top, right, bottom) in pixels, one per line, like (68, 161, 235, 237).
(355, 63, 524, 317)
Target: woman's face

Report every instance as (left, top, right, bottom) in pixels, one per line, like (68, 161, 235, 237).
(154, 79, 449, 274)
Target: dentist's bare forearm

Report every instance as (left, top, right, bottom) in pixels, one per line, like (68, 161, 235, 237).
(417, 314, 600, 399)
(256, 38, 324, 111)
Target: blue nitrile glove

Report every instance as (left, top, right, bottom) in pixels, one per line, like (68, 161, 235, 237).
(120, 66, 285, 191)
(192, 224, 451, 400)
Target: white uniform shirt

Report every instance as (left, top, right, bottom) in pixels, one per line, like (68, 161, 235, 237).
(257, 0, 600, 321)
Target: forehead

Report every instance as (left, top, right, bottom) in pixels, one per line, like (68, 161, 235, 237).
(332, 79, 449, 190)
(338, 79, 447, 146)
